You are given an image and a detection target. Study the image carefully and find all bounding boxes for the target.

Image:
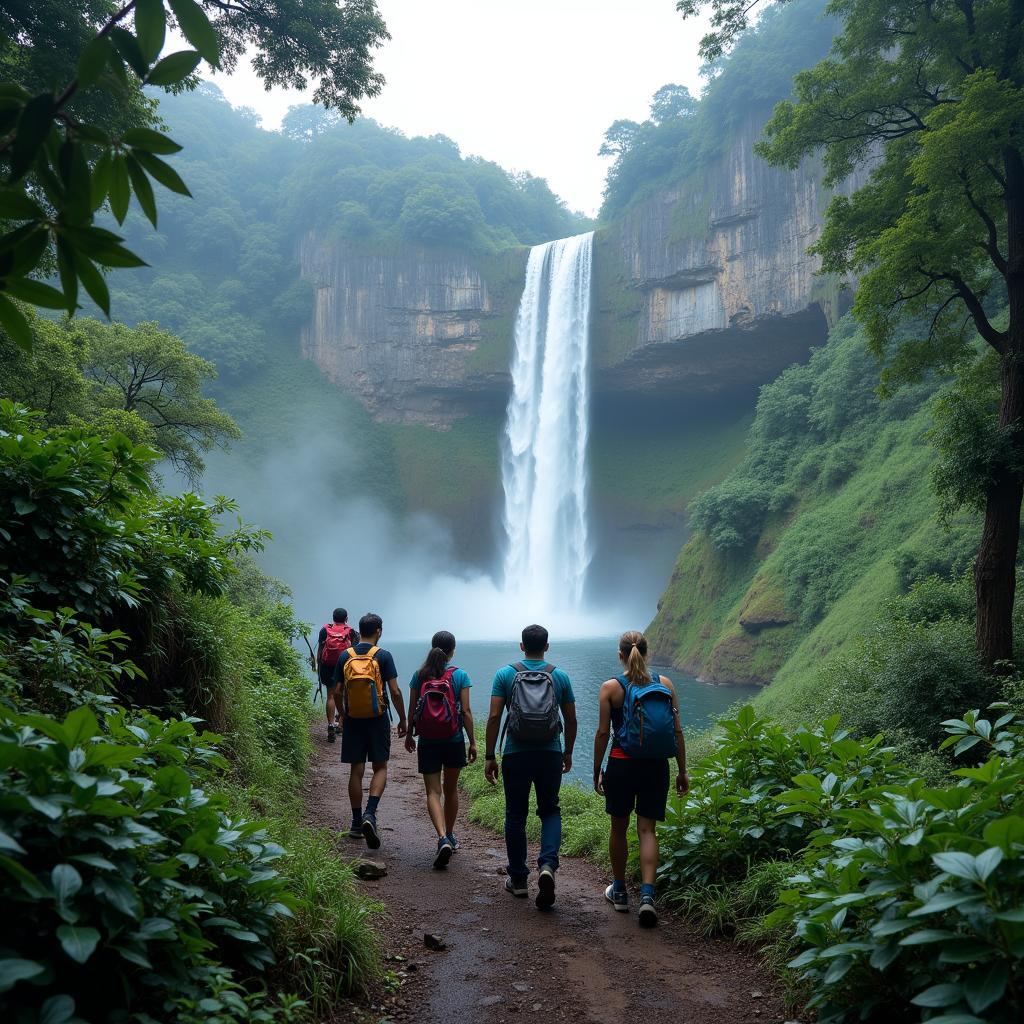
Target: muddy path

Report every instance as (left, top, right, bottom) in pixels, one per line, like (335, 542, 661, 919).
(304, 730, 789, 1024)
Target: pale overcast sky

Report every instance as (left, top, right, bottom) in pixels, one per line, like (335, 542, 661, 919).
(203, 0, 710, 216)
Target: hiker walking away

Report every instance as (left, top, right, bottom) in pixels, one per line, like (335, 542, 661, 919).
(318, 608, 356, 742)
(485, 624, 576, 910)
(404, 630, 477, 869)
(334, 612, 407, 848)
(593, 630, 688, 927)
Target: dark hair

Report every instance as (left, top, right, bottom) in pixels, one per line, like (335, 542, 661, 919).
(619, 630, 651, 686)
(521, 623, 549, 657)
(332, 607, 348, 623)
(359, 612, 383, 638)
(418, 630, 456, 682)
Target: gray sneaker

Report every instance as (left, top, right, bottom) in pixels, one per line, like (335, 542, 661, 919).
(504, 876, 528, 898)
(433, 835, 454, 870)
(536, 865, 556, 910)
(605, 884, 629, 912)
(638, 894, 658, 928)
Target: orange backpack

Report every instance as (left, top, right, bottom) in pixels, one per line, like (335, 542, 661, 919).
(343, 646, 387, 718)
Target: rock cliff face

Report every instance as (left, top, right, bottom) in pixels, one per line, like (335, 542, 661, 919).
(592, 112, 870, 399)
(298, 242, 525, 426)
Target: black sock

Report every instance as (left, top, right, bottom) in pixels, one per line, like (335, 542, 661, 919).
(366, 795, 381, 815)
(351, 805, 362, 825)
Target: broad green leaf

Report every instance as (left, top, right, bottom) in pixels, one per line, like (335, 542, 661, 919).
(90, 150, 113, 211)
(57, 925, 100, 965)
(900, 929, 957, 945)
(0, 190, 45, 219)
(0, 294, 33, 351)
(974, 846, 1003, 882)
(52, 864, 83, 904)
(964, 961, 1009, 1014)
(11, 93, 55, 181)
(145, 51, 201, 87)
(3, 279, 67, 310)
(64, 706, 99, 747)
(125, 155, 157, 227)
(77, 35, 112, 88)
(912, 983, 965, 1008)
(55, 238, 78, 314)
(121, 127, 183, 154)
(109, 156, 130, 224)
(39, 994, 76, 1024)
(0, 828, 26, 854)
(0, 958, 45, 993)
(109, 27, 149, 79)
(134, 0, 167, 61)
(75, 256, 111, 318)
(169, 0, 220, 64)
(132, 150, 191, 196)
(93, 876, 142, 920)
(910, 891, 975, 916)
(932, 851, 980, 882)
(982, 815, 1024, 853)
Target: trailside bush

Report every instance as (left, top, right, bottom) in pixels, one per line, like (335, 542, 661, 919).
(0, 704, 298, 1022)
(770, 706, 1024, 1023)
(658, 706, 907, 890)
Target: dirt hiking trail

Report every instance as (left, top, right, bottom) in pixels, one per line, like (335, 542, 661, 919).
(304, 731, 790, 1024)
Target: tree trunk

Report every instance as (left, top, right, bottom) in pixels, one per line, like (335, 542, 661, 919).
(975, 146, 1024, 669)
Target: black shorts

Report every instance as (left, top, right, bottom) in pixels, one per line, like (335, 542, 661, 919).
(603, 756, 670, 821)
(320, 667, 337, 691)
(417, 742, 467, 775)
(340, 716, 391, 764)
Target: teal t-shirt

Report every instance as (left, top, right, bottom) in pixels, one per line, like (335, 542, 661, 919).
(409, 667, 472, 745)
(491, 660, 575, 755)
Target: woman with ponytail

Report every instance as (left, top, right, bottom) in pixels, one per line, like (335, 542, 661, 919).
(405, 630, 476, 869)
(592, 630, 688, 927)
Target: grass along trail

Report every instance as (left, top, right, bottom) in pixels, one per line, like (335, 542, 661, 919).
(303, 727, 787, 1024)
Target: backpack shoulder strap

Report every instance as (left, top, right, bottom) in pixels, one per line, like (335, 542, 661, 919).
(512, 662, 528, 674)
(366, 645, 379, 659)
(539, 663, 555, 675)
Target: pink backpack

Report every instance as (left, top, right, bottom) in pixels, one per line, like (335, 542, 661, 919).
(415, 667, 461, 741)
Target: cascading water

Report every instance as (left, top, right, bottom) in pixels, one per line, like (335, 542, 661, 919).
(500, 231, 594, 617)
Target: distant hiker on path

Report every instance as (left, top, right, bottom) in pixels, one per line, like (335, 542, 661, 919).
(405, 630, 477, 869)
(317, 607, 356, 743)
(593, 630, 688, 927)
(334, 612, 407, 849)
(485, 624, 577, 910)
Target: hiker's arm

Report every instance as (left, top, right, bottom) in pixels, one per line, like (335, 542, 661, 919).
(387, 677, 407, 737)
(592, 681, 614, 794)
(461, 699, 477, 763)
(405, 684, 419, 752)
(561, 701, 577, 775)
(484, 695, 504, 785)
(663, 676, 689, 796)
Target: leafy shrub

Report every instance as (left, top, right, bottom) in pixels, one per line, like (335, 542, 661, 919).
(689, 477, 775, 551)
(0, 705, 297, 1022)
(770, 706, 1024, 1023)
(658, 706, 907, 889)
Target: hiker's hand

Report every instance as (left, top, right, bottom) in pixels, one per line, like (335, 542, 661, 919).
(677, 771, 690, 796)
(467, 743, 478, 764)
(404, 735, 415, 753)
(485, 758, 499, 785)
(396, 718, 407, 738)
(562, 752, 573, 775)
(594, 771, 604, 796)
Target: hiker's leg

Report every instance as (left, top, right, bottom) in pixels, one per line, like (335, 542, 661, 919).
(423, 772, 446, 837)
(636, 815, 659, 886)
(533, 751, 563, 872)
(609, 815, 630, 882)
(348, 761, 365, 811)
(368, 759, 388, 798)
(326, 688, 336, 725)
(442, 765, 460, 835)
(501, 754, 530, 883)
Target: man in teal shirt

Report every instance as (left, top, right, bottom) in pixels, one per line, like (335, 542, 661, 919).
(485, 624, 577, 910)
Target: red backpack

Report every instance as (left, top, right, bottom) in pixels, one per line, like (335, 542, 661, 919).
(320, 623, 355, 669)
(415, 667, 461, 741)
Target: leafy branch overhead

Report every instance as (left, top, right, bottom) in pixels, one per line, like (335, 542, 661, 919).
(0, 0, 388, 351)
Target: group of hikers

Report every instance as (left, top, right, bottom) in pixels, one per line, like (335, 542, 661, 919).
(315, 610, 689, 927)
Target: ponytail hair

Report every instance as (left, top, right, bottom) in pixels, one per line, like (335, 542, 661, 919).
(619, 630, 651, 686)
(418, 630, 456, 682)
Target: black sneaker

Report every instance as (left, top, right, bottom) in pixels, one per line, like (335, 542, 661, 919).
(605, 884, 629, 912)
(433, 836, 454, 870)
(327, 724, 336, 743)
(346, 820, 362, 838)
(536, 865, 556, 910)
(638, 894, 658, 928)
(446, 831, 460, 851)
(361, 812, 381, 850)
(504, 877, 528, 898)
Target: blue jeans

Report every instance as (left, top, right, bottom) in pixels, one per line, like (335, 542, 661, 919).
(501, 750, 563, 882)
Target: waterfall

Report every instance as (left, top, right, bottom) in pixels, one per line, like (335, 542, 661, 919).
(500, 231, 594, 616)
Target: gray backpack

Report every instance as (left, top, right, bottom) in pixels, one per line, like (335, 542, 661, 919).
(502, 662, 562, 744)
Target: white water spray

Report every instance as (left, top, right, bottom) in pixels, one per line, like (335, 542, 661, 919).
(501, 231, 594, 617)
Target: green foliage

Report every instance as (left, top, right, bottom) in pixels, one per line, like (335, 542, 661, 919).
(0, 704, 299, 1022)
(600, 0, 836, 216)
(770, 706, 1024, 1024)
(658, 706, 906, 890)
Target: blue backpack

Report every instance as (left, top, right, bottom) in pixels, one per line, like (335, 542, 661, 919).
(616, 674, 677, 758)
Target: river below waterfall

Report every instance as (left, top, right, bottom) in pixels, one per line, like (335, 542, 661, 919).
(384, 638, 759, 786)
